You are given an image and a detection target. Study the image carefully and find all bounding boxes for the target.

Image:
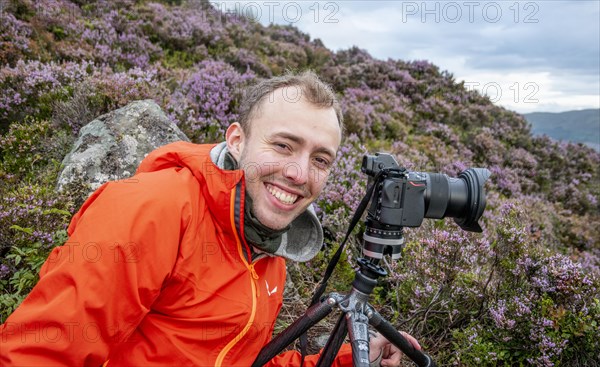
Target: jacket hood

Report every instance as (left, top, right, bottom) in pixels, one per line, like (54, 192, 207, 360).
(136, 141, 323, 262)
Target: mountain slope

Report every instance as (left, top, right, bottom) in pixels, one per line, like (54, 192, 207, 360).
(524, 109, 600, 151)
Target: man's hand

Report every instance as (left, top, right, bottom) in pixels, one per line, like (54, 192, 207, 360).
(368, 331, 421, 367)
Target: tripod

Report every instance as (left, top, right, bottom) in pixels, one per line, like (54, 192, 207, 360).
(251, 257, 436, 367)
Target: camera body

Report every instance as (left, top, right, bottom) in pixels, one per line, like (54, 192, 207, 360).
(361, 153, 491, 260)
(363, 163, 429, 228)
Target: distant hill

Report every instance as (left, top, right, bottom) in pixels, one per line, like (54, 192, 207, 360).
(524, 109, 600, 151)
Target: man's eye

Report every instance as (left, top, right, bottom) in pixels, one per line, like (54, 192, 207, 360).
(313, 157, 331, 169)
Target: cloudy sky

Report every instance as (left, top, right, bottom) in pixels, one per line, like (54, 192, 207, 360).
(215, 1, 600, 114)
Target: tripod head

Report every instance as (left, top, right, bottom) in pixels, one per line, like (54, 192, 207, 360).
(361, 153, 491, 262)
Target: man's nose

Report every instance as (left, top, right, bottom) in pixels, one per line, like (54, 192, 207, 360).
(282, 155, 310, 185)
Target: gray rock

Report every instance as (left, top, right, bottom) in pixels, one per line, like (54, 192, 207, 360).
(57, 100, 189, 201)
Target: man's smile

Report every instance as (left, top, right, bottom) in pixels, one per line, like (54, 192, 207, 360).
(266, 183, 301, 205)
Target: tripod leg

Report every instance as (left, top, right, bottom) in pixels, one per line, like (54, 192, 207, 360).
(368, 307, 436, 367)
(315, 312, 348, 367)
(251, 295, 338, 367)
(346, 311, 371, 367)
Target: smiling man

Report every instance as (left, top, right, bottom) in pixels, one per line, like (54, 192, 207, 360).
(228, 87, 340, 231)
(0, 71, 419, 366)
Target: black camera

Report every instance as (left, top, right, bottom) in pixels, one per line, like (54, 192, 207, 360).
(361, 153, 491, 260)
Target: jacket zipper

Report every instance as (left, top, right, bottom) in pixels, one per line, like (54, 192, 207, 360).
(214, 188, 260, 366)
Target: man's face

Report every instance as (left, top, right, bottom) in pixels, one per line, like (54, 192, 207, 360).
(226, 87, 342, 230)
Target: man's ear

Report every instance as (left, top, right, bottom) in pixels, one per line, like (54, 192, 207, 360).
(226, 122, 245, 161)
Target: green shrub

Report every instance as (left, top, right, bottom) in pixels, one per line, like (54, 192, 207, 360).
(0, 184, 72, 322)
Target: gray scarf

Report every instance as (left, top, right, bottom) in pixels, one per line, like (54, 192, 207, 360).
(220, 146, 289, 254)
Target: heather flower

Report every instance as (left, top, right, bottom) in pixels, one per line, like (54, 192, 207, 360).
(0, 60, 90, 123)
(142, 1, 224, 49)
(0, 13, 31, 64)
(341, 87, 412, 140)
(167, 60, 255, 142)
(0, 184, 72, 250)
(80, 8, 161, 69)
(0, 264, 9, 279)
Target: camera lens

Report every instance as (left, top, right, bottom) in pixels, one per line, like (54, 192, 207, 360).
(423, 168, 491, 232)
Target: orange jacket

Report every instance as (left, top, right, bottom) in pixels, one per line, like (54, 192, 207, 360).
(1, 142, 352, 366)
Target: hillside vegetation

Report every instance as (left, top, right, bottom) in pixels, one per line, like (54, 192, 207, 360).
(1, 1, 599, 365)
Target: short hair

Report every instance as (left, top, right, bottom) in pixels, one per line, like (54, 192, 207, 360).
(238, 70, 344, 139)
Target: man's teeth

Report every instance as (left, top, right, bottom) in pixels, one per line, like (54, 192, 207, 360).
(267, 185, 298, 205)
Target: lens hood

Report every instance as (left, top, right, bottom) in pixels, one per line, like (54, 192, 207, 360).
(454, 168, 491, 232)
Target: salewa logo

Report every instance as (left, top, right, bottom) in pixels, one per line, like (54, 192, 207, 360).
(265, 280, 278, 296)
